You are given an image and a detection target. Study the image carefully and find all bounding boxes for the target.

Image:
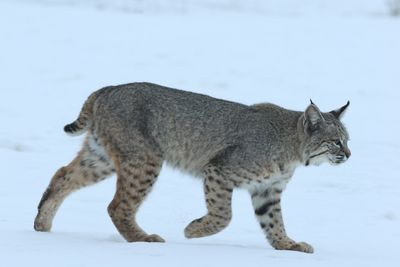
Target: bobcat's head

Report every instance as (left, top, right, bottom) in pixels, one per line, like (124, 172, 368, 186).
(301, 101, 351, 166)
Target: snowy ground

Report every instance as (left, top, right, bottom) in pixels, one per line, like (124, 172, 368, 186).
(8, 0, 392, 16)
(0, 1, 399, 266)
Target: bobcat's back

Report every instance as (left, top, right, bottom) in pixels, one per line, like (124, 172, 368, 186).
(89, 83, 300, 175)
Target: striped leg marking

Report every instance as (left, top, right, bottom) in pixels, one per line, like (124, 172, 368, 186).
(251, 186, 313, 253)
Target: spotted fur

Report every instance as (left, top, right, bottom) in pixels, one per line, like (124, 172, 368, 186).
(34, 82, 351, 253)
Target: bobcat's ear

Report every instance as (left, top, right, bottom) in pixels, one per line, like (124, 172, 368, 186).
(303, 102, 325, 133)
(330, 101, 350, 120)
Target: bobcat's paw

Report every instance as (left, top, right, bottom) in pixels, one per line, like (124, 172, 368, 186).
(272, 240, 314, 253)
(142, 234, 165, 243)
(184, 219, 208, 238)
(125, 233, 165, 243)
(34, 215, 52, 232)
(184, 217, 224, 238)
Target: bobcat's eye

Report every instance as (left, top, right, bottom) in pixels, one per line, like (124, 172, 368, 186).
(333, 139, 342, 147)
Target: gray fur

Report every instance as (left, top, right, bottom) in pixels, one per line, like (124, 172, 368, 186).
(35, 82, 351, 253)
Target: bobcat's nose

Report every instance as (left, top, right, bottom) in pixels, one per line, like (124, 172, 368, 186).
(344, 148, 351, 159)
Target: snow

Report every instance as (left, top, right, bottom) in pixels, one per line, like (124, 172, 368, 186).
(7, 0, 391, 16)
(1, 0, 399, 266)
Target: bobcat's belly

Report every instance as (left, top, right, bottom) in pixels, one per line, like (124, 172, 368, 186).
(163, 148, 214, 176)
(237, 161, 298, 191)
(159, 137, 226, 176)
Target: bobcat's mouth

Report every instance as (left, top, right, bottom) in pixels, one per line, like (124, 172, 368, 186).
(329, 154, 347, 165)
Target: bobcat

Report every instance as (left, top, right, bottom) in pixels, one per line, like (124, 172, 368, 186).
(34, 82, 351, 253)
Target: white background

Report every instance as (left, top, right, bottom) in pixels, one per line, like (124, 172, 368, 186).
(0, 1, 399, 266)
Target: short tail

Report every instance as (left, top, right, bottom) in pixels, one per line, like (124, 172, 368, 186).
(64, 90, 102, 136)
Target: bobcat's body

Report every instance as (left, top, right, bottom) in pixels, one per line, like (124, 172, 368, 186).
(35, 82, 351, 253)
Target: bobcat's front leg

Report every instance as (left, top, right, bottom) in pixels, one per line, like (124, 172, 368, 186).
(185, 165, 233, 238)
(251, 185, 314, 253)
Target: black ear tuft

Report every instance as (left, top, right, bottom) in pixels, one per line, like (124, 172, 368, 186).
(330, 101, 350, 119)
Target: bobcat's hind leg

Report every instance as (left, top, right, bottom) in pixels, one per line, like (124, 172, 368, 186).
(34, 135, 115, 232)
(185, 165, 234, 238)
(107, 150, 164, 242)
